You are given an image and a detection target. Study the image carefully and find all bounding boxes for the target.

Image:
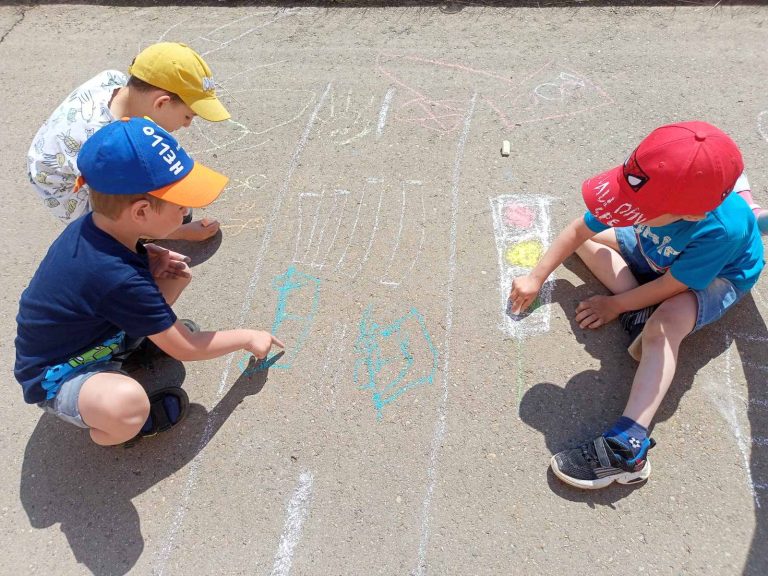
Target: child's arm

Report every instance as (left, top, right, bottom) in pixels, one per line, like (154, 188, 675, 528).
(149, 320, 285, 362)
(509, 216, 597, 314)
(574, 271, 689, 328)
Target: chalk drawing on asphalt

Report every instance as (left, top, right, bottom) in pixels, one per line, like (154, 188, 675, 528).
(315, 87, 377, 146)
(291, 177, 426, 286)
(758, 110, 768, 143)
(377, 53, 613, 134)
(270, 471, 315, 576)
(490, 194, 553, 338)
(238, 266, 320, 376)
(353, 306, 439, 420)
(705, 332, 768, 508)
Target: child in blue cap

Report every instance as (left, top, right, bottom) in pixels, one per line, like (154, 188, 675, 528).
(15, 117, 283, 446)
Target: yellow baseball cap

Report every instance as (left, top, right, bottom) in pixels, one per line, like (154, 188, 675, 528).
(128, 42, 230, 122)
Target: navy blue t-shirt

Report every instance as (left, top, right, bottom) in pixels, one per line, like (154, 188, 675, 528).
(15, 213, 177, 403)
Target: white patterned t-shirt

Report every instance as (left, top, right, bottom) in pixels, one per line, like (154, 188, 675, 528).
(27, 70, 127, 223)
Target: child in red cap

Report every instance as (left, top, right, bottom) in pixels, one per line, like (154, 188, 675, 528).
(510, 121, 764, 489)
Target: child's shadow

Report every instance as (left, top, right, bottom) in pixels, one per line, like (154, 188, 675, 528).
(18, 354, 274, 576)
(519, 257, 768, 574)
(153, 228, 223, 268)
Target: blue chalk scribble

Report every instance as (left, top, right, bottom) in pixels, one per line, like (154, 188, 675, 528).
(353, 306, 439, 419)
(238, 266, 320, 375)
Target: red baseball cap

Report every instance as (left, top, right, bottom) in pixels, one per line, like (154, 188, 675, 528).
(581, 121, 743, 227)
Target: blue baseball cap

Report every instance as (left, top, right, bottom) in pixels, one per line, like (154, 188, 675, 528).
(76, 116, 228, 208)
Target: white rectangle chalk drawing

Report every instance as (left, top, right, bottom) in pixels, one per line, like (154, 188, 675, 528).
(490, 194, 553, 338)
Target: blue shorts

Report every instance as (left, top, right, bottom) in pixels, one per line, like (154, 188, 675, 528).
(614, 226, 747, 332)
(36, 337, 142, 428)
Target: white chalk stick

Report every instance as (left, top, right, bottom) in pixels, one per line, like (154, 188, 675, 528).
(501, 140, 511, 157)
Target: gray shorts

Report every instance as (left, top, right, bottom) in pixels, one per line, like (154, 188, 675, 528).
(36, 337, 142, 428)
(614, 226, 747, 332)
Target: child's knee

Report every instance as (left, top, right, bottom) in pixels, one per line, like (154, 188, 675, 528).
(642, 295, 697, 343)
(81, 376, 149, 433)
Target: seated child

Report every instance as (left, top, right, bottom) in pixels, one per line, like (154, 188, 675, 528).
(509, 121, 764, 489)
(15, 117, 283, 446)
(27, 42, 228, 241)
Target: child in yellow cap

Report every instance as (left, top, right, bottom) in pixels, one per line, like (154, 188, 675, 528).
(27, 42, 229, 242)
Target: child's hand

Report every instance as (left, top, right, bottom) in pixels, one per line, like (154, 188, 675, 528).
(171, 217, 221, 242)
(575, 295, 621, 329)
(244, 331, 286, 359)
(145, 243, 192, 279)
(508, 275, 542, 314)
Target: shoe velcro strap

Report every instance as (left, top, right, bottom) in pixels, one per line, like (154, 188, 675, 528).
(594, 437, 611, 468)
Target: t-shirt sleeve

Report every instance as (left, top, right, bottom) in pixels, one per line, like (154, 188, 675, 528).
(669, 233, 736, 290)
(583, 211, 610, 234)
(96, 273, 177, 338)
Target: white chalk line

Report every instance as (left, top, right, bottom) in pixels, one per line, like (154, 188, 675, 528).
(377, 86, 396, 137)
(723, 337, 760, 508)
(270, 472, 315, 576)
(201, 9, 304, 57)
(318, 189, 350, 270)
(414, 92, 477, 576)
(347, 178, 384, 280)
(758, 110, 768, 143)
(152, 83, 331, 576)
(334, 185, 366, 273)
(380, 180, 426, 287)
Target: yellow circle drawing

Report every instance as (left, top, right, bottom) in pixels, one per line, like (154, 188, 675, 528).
(505, 240, 543, 268)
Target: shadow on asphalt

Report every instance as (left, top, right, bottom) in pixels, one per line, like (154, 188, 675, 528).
(519, 256, 768, 574)
(151, 228, 224, 268)
(18, 356, 271, 576)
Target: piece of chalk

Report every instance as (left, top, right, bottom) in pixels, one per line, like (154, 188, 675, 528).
(501, 140, 510, 156)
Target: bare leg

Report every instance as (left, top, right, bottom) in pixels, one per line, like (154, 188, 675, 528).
(622, 291, 697, 427)
(78, 372, 150, 445)
(575, 229, 639, 295)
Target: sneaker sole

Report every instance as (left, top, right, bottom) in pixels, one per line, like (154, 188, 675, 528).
(550, 456, 652, 489)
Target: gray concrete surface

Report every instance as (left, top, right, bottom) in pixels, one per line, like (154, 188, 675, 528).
(2, 3, 768, 575)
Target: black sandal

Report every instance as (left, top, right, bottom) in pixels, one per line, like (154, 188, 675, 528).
(124, 387, 189, 447)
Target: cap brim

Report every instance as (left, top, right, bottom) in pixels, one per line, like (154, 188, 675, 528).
(581, 165, 662, 228)
(190, 96, 230, 122)
(149, 162, 228, 208)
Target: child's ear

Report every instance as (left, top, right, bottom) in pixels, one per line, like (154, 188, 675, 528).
(131, 199, 153, 222)
(153, 93, 172, 111)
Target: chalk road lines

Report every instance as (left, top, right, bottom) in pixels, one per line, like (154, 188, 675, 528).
(709, 332, 768, 508)
(414, 91, 477, 576)
(152, 83, 332, 576)
(270, 472, 315, 576)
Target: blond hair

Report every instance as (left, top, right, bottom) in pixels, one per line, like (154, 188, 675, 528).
(90, 189, 164, 220)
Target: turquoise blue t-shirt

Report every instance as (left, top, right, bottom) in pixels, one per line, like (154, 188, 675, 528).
(583, 192, 764, 292)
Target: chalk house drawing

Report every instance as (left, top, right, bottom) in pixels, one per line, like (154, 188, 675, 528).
(490, 195, 553, 338)
(353, 307, 439, 419)
(376, 53, 613, 134)
(291, 178, 426, 286)
(239, 266, 320, 375)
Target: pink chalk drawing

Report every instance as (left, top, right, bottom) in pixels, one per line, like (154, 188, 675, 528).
(503, 202, 535, 229)
(376, 53, 613, 135)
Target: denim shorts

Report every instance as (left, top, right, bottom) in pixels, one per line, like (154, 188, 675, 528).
(614, 226, 747, 332)
(36, 336, 142, 428)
